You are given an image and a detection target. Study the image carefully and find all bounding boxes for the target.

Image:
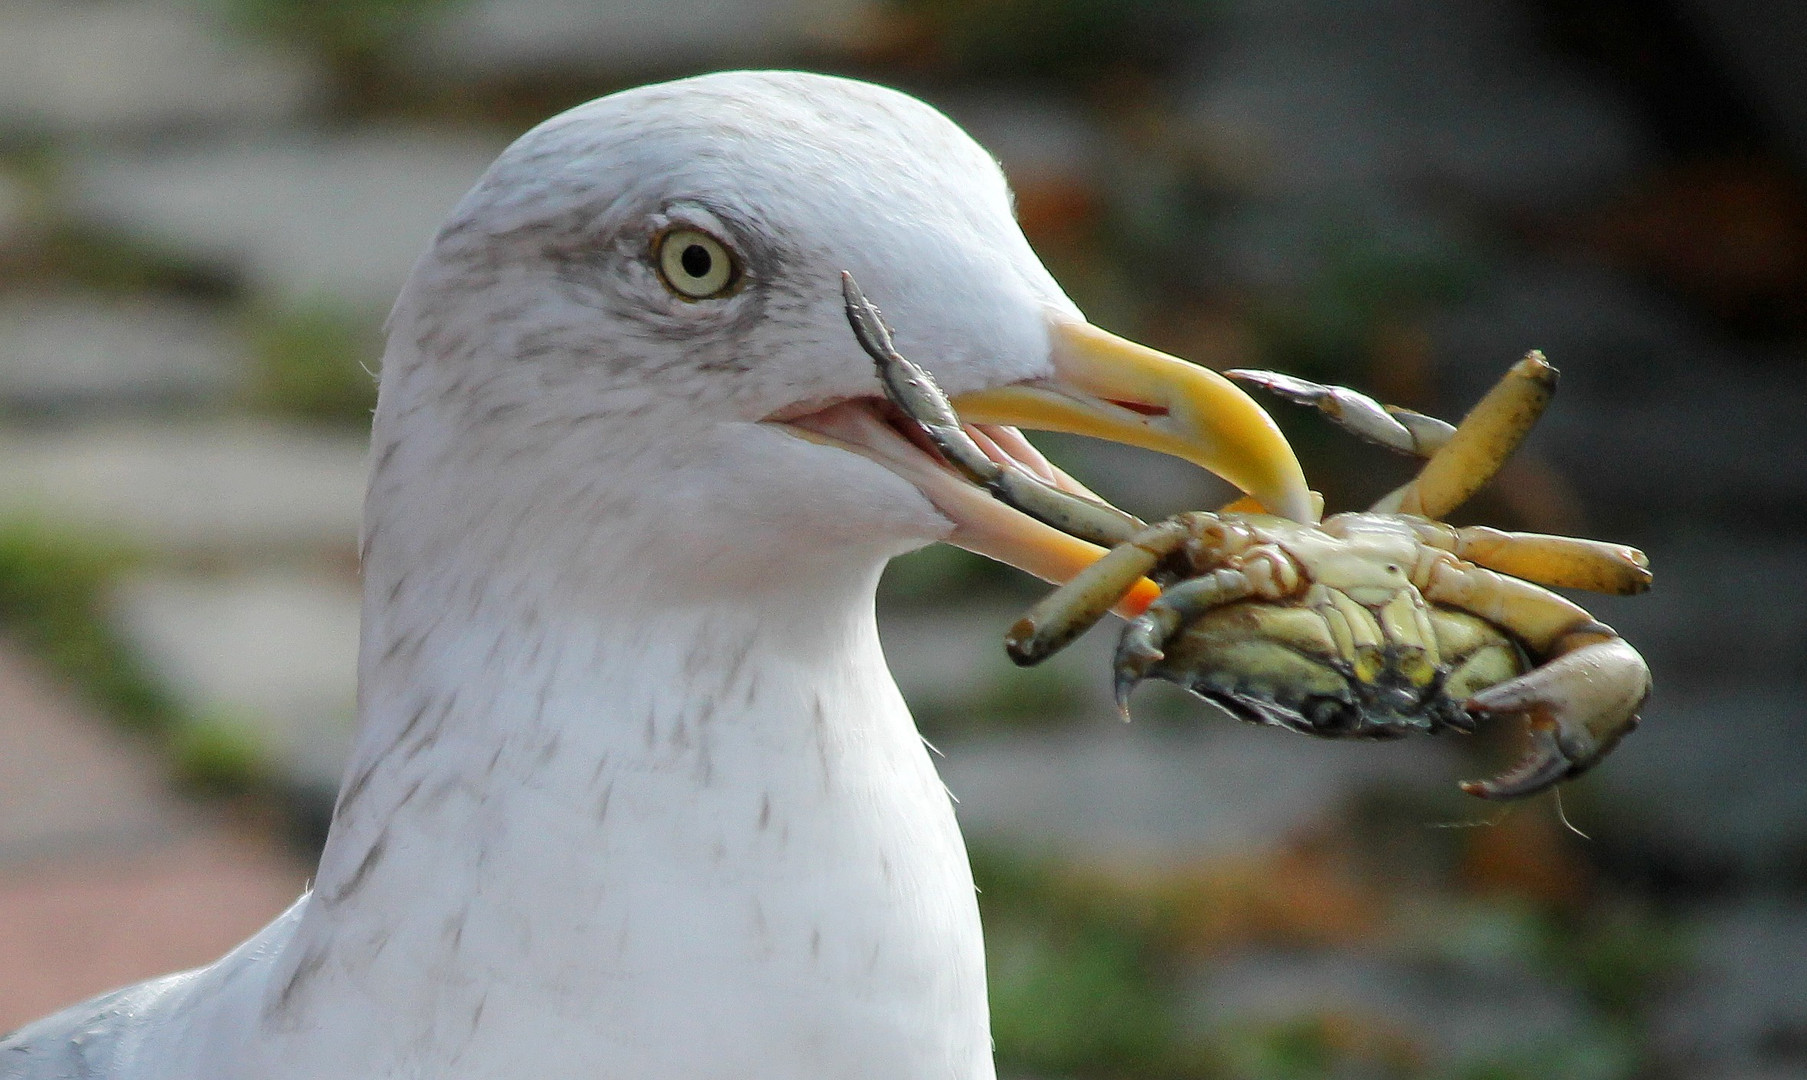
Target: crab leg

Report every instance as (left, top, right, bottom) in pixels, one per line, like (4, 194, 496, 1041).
(1004, 517, 1199, 665)
(1377, 352, 1558, 518)
(1230, 354, 1557, 519)
(1407, 522, 1653, 595)
(844, 278, 1146, 548)
(1113, 567, 1269, 718)
(1227, 369, 1456, 457)
(1416, 554, 1650, 798)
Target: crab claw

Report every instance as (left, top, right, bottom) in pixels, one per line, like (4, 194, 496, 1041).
(1113, 603, 1182, 721)
(1458, 633, 1649, 799)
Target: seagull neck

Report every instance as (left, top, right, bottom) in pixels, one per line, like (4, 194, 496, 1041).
(332, 541, 900, 860)
(275, 539, 992, 1078)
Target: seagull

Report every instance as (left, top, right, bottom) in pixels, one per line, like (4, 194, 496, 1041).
(2, 71, 1307, 1079)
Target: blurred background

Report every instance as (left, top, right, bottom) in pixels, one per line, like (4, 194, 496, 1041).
(0, 0, 1803, 1075)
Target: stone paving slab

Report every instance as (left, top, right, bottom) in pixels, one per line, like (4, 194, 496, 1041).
(1583, 535, 1807, 696)
(406, 0, 877, 79)
(0, 643, 308, 1032)
(0, 419, 366, 557)
(1676, 0, 1807, 170)
(1431, 263, 1807, 519)
(1593, 686, 1807, 878)
(1655, 897, 1807, 1078)
(1184, 947, 1588, 1064)
(940, 721, 1461, 866)
(881, 601, 1118, 724)
(0, 0, 320, 138)
(0, 172, 29, 249)
(66, 130, 509, 308)
(0, 644, 181, 869)
(114, 570, 362, 798)
(0, 293, 241, 411)
(937, 94, 1106, 193)
(1179, 0, 1645, 208)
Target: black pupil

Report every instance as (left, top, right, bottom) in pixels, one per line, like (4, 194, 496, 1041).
(680, 243, 713, 280)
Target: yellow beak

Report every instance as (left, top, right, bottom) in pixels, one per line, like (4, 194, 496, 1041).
(952, 320, 1312, 524)
(922, 318, 1309, 615)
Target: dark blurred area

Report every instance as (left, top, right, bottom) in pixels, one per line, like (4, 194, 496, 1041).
(0, 0, 1803, 1076)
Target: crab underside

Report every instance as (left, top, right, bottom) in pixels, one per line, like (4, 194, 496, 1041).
(842, 275, 1653, 800)
(1156, 597, 1526, 739)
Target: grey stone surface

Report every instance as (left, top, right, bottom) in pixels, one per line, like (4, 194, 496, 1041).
(1185, 947, 1591, 1063)
(0, 420, 366, 556)
(1591, 686, 1807, 877)
(937, 93, 1106, 191)
(1583, 533, 1807, 696)
(0, 644, 189, 868)
(113, 570, 360, 795)
(0, 171, 30, 248)
(881, 602, 1117, 724)
(66, 130, 507, 307)
(940, 721, 1459, 864)
(0, 294, 240, 410)
(1430, 263, 1807, 520)
(406, 0, 877, 79)
(1655, 897, 1807, 1075)
(1677, 0, 1807, 169)
(0, 0, 319, 136)
(1182, 0, 1646, 209)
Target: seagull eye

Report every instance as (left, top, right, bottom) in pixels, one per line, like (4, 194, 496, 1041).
(655, 229, 738, 299)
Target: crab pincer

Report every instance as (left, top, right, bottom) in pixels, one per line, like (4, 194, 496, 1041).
(1458, 627, 1648, 798)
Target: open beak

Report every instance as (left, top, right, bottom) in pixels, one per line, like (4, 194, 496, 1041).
(787, 301, 1308, 616)
(909, 317, 1305, 613)
(954, 320, 1310, 523)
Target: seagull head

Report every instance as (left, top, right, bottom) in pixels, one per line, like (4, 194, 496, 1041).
(372, 71, 1308, 606)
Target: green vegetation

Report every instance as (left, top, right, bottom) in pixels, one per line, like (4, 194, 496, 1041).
(968, 841, 1689, 1080)
(10, 223, 235, 301)
(1243, 209, 1484, 383)
(968, 657, 1094, 728)
(0, 516, 175, 733)
(169, 708, 268, 794)
(1214, 1015, 1421, 1080)
(242, 300, 380, 426)
(974, 846, 1195, 1077)
(1445, 1028, 1639, 1080)
(1541, 904, 1691, 1023)
(0, 517, 268, 793)
(218, 0, 461, 66)
(894, 0, 1214, 81)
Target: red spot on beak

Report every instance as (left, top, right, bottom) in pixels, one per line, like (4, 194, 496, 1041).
(1108, 399, 1168, 418)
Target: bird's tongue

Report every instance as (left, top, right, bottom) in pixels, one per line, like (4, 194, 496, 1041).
(965, 423, 1061, 485)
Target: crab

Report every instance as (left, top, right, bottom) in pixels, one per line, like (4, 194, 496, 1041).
(844, 283, 1652, 800)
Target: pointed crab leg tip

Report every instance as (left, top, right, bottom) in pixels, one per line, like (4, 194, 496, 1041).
(1113, 680, 1138, 722)
(840, 270, 869, 313)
